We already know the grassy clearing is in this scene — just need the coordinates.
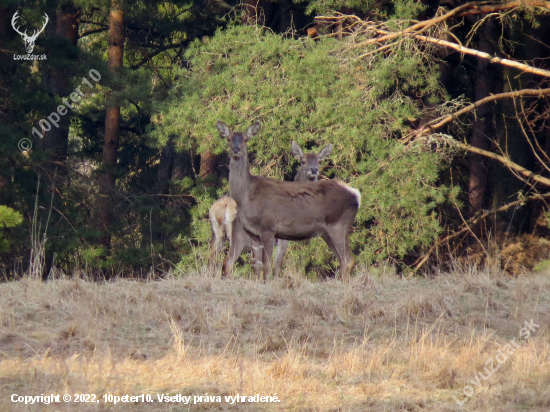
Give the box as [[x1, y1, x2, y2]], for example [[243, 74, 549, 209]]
[[0, 265, 549, 411]]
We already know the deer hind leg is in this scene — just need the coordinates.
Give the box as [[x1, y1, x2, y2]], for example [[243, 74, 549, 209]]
[[260, 233, 276, 283], [322, 225, 354, 283], [222, 219, 247, 280], [250, 238, 264, 281], [209, 221, 225, 269], [274, 239, 289, 277]]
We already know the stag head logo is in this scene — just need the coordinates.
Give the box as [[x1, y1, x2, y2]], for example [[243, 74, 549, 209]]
[[11, 11, 49, 54]]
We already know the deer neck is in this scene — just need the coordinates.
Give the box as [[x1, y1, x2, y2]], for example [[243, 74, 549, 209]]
[[228, 152, 252, 205]]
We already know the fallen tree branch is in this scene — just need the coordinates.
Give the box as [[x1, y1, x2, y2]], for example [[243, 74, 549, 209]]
[[413, 191, 550, 273], [405, 88, 550, 142], [413, 34, 550, 78], [361, 25, 550, 79], [452, 139, 550, 187], [354, 0, 550, 48]]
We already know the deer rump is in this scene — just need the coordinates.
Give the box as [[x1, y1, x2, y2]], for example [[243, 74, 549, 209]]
[[240, 176, 359, 241]]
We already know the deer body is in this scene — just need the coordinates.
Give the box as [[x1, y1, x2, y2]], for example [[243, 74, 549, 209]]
[[209, 142, 332, 279], [209, 195, 237, 261], [218, 120, 360, 283], [273, 141, 333, 275]]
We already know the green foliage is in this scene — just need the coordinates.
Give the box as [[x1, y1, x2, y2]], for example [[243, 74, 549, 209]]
[[294, 0, 375, 15], [534, 259, 550, 274], [294, 0, 426, 19], [0, 206, 23, 253], [392, 0, 427, 20], [151, 23, 450, 268]]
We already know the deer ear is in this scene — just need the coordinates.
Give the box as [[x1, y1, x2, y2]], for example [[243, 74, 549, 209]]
[[291, 141, 303, 159], [245, 121, 261, 140], [318, 144, 333, 160], [217, 120, 231, 138]]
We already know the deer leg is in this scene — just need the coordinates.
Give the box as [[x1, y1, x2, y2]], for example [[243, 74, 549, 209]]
[[260, 234, 275, 283], [251, 238, 264, 280], [209, 223, 224, 269], [322, 226, 354, 283], [222, 219, 247, 280], [274, 239, 289, 277]]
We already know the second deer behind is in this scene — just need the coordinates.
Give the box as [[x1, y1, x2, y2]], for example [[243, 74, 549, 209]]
[[218, 119, 360, 283]]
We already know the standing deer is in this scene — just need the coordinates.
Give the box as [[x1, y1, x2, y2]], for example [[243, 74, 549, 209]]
[[217, 120, 360, 283], [208, 142, 332, 278], [273, 141, 333, 276]]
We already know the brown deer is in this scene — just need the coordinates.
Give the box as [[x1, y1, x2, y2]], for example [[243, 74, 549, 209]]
[[209, 141, 333, 279], [273, 141, 333, 276], [217, 120, 360, 283]]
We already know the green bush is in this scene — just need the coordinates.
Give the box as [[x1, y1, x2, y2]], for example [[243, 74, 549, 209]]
[[0, 206, 23, 253]]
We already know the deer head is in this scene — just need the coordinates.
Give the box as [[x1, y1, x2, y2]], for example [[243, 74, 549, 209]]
[[217, 120, 261, 159], [291, 141, 333, 181], [12, 11, 49, 54]]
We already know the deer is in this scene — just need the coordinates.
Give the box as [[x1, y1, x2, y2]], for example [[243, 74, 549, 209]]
[[11, 11, 49, 54], [217, 120, 360, 283], [273, 141, 333, 276], [208, 141, 333, 278], [208, 195, 262, 278]]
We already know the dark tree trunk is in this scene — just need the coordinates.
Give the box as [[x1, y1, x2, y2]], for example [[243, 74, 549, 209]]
[[98, 0, 124, 249], [199, 150, 220, 186], [41, 4, 79, 168], [242, 0, 273, 26], [468, 18, 502, 216], [0, 6, 17, 116], [38, 4, 80, 280]]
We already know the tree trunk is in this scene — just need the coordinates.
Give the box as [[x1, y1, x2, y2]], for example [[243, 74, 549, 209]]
[[98, 0, 124, 249], [468, 17, 502, 216], [242, 0, 273, 26], [42, 4, 79, 168], [199, 150, 220, 186]]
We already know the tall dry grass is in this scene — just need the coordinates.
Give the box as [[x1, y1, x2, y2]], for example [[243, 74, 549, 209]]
[[0, 265, 549, 411]]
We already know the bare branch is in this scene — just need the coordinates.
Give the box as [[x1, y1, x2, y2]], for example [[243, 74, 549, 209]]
[[413, 191, 550, 273], [79, 28, 108, 38], [365, 26, 550, 78], [409, 88, 550, 140], [413, 34, 550, 78], [450, 138, 550, 187], [355, 0, 550, 48]]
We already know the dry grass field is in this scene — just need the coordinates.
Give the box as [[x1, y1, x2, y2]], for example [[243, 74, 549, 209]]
[[0, 264, 549, 411]]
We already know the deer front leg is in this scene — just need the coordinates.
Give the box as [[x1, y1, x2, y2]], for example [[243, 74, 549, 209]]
[[222, 219, 247, 280], [260, 233, 275, 283]]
